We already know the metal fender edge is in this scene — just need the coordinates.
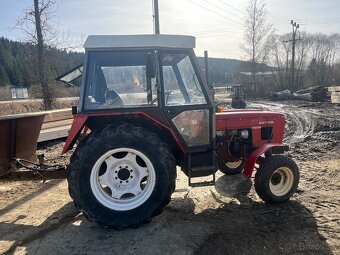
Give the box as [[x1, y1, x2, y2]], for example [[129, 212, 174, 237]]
[[61, 115, 88, 154], [243, 143, 289, 177]]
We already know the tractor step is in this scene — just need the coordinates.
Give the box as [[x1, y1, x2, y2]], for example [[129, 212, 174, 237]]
[[190, 181, 215, 187], [187, 151, 217, 187], [191, 166, 215, 172]]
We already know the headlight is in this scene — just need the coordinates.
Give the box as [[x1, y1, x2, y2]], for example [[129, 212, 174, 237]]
[[240, 130, 249, 139]]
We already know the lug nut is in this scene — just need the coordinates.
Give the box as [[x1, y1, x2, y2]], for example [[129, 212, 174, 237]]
[[115, 177, 118, 179], [126, 180, 129, 183], [120, 181, 122, 183], [130, 170, 133, 172]]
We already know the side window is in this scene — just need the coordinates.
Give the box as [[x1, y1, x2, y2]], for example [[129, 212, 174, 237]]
[[161, 53, 207, 106], [162, 66, 185, 105], [84, 51, 157, 110]]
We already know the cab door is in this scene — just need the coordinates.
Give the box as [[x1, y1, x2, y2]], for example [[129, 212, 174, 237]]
[[159, 50, 214, 150]]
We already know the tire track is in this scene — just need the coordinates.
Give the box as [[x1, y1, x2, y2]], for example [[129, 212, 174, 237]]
[[249, 102, 315, 146]]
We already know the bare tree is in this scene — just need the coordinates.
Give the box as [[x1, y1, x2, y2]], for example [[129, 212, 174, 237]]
[[241, 0, 272, 93], [307, 33, 340, 86], [266, 34, 291, 90], [268, 31, 340, 91], [15, 0, 57, 110]]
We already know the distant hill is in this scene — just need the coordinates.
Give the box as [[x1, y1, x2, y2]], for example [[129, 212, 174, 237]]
[[0, 37, 83, 87], [197, 57, 269, 85], [0, 37, 268, 87]]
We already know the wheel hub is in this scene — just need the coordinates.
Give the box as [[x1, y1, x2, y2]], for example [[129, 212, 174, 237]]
[[117, 167, 131, 181], [270, 172, 282, 185]]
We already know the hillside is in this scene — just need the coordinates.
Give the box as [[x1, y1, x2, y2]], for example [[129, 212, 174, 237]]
[[0, 37, 83, 87], [0, 37, 268, 87]]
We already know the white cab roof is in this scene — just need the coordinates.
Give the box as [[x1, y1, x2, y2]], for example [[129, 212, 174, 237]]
[[84, 34, 195, 49]]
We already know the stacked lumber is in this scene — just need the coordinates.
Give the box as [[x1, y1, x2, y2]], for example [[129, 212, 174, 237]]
[[294, 86, 328, 102], [38, 109, 73, 142], [328, 86, 340, 104]]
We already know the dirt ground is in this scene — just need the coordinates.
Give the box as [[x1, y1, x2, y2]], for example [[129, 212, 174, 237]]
[[0, 100, 339, 255]]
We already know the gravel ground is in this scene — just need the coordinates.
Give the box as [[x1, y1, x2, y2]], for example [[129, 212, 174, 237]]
[[0, 100, 339, 255]]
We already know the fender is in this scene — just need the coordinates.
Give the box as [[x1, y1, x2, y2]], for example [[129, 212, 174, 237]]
[[62, 115, 88, 154], [243, 143, 289, 177], [62, 112, 186, 155]]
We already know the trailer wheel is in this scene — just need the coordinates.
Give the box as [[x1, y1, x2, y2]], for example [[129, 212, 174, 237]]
[[218, 160, 244, 175], [67, 123, 176, 229], [254, 155, 299, 203]]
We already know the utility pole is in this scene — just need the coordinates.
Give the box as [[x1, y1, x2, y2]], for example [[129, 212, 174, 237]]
[[288, 20, 301, 92], [153, 0, 160, 34]]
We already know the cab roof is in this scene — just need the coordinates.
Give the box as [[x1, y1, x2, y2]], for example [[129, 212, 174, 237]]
[[84, 34, 195, 49]]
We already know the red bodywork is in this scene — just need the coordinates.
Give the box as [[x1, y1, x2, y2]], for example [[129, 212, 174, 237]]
[[216, 110, 285, 146], [216, 110, 286, 177], [63, 110, 287, 178], [62, 112, 186, 155]]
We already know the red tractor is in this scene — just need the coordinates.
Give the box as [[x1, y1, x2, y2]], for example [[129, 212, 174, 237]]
[[63, 35, 299, 229]]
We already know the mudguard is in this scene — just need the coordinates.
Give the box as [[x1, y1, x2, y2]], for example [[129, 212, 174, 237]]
[[62, 115, 88, 154], [243, 143, 289, 177]]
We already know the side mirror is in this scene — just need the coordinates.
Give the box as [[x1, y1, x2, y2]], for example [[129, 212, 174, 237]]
[[71, 105, 78, 115], [146, 52, 156, 78]]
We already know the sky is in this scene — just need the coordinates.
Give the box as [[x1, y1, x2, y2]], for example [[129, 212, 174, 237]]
[[1, 0, 340, 59]]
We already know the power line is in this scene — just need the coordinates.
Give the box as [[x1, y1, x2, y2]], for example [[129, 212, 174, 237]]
[[201, 0, 244, 21], [216, 0, 245, 15], [186, 0, 239, 24]]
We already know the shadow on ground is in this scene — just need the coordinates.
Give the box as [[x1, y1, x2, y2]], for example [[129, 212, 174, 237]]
[[1, 174, 332, 255]]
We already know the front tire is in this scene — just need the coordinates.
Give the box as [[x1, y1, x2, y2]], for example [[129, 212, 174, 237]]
[[254, 155, 299, 203], [218, 160, 244, 175], [67, 123, 176, 229]]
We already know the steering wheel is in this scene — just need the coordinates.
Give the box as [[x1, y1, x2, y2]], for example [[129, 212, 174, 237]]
[[105, 90, 124, 106]]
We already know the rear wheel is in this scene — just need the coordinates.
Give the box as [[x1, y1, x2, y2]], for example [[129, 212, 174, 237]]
[[67, 123, 176, 229], [218, 160, 244, 175], [254, 155, 299, 203]]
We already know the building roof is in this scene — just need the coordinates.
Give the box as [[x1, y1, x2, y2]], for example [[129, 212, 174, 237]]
[[239, 71, 277, 76], [84, 34, 196, 49]]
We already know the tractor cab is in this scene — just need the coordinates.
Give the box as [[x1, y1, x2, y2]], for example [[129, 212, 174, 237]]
[[65, 35, 217, 178]]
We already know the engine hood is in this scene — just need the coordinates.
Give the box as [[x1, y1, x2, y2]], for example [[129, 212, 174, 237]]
[[215, 110, 285, 131]]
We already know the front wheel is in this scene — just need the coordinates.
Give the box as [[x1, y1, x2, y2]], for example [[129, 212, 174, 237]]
[[67, 124, 176, 229], [254, 155, 299, 203], [218, 160, 245, 175]]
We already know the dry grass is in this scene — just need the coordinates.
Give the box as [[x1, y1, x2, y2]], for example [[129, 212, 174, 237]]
[[0, 86, 12, 101]]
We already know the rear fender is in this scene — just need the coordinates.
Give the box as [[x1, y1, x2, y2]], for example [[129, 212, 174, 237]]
[[243, 143, 289, 177], [62, 112, 186, 155], [61, 115, 88, 154]]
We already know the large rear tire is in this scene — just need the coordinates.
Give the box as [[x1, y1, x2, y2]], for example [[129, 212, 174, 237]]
[[67, 123, 176, 229], [254, 155, 299, 203]]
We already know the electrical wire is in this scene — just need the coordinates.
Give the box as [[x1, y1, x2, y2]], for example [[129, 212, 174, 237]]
[[187, 0, 239, 24], [202, 0, 244, 21], [216, 0, 245, 15]]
